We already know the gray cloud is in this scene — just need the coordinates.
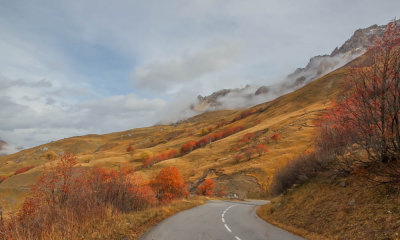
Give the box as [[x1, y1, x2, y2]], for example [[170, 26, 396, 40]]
[[0, 76, 52, 90], [132, 42, 243, 92]]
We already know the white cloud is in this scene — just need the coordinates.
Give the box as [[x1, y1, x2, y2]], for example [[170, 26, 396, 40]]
[[0, 75, 166, 149]]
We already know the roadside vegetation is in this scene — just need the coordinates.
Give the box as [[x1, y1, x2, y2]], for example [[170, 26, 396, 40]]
[[260, 20, 400, 239], [0, 153, 205, 239]]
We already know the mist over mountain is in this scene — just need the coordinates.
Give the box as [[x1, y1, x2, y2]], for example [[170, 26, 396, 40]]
[[0, 140, 21, 156], [189, 21, 391, 113]]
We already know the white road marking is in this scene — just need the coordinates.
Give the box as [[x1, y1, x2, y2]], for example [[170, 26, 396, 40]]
[[224, 224, 232, 232], [221, 204, 242, 239]]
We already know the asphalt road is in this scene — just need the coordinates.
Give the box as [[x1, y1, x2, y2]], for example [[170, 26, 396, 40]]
[[140, 200, 305, 240]]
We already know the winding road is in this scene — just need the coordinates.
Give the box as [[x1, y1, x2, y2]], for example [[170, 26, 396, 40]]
[[140, 200, 305, 240]]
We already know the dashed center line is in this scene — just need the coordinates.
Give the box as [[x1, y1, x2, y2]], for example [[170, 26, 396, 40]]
[[224, 224, 232, 232], [221, 204, 242, 240]]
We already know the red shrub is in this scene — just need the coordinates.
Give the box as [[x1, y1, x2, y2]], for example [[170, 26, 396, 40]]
[[241, 132, 255, 143], [126, 145, 134, 152], [196, 179, 215, 196], [196, 136, 211, 148], [0, 175, 7, 183], [180, 125, 245, 156], [143, 149, 179, 168], [14, 166, 35, 175], [234, 154, 244, 163], [167, 149, 178, 158], [142, 156, 153, 168], [150, 166, 189, 203], [255, 144, 269, 156], [89, 166, 156, 211], [234, 126, 244, 132], [271, 133, 281, 141], [180, 140, 197, 154]]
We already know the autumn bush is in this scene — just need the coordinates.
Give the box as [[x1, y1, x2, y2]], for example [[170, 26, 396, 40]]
[[241, 132, 255, 144], [196, 179, 215, 196], [143, 149, 178, 168], [14, 166, 34, 175], [150, 166, 189, 203], [180, 126, 244, 155], [0, 154, 190, 239], [255, 144, 269, 156], [270, 133, 280, 142], [0, 175, 7, 183], [126, 144, 134, 152], [88, 166, 156, 212]]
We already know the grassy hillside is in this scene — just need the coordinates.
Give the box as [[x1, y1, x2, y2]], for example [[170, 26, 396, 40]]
[[0, 64, 349, 211], [258, 176, 400, 240]]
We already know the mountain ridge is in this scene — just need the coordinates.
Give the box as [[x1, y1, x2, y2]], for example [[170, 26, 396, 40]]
[[192, 21, 393, 112]]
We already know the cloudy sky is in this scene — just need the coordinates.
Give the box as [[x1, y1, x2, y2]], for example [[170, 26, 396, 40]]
[[0, 0, 399, 152]]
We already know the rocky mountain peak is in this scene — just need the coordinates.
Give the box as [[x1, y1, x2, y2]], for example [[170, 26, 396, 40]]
[[191, 21, 397, 113], [330, 23, 386, 56]]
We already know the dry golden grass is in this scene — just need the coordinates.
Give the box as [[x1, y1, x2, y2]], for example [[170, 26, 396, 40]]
[[52, 197, 206, 240], [257, 176, 400, 240], [3, 197, 206, 240]]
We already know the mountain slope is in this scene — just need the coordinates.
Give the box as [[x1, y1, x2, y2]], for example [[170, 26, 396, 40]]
[[0, 56, 353, 210]]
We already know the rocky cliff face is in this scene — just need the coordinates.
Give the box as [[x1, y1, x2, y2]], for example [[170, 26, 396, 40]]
[[330, 24, 386, 56], [192, 21, 394, 112]]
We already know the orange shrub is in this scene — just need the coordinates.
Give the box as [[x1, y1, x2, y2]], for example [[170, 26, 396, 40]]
[[255, 144, 269, 156], [271, 133, 281, 141], [0, 175, 7, 183], [142, 156, 153, 168], [167, 149, 177, 158], [150, 166, 189, 203], [143, 149, 178, 168], [196, 179, 215, 196], [14, 166, 35, 175], [180, 140, 196, 154], [89, 166, 156, 211], [241, 132, 255, 143], [180, 125, 245, 155]]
